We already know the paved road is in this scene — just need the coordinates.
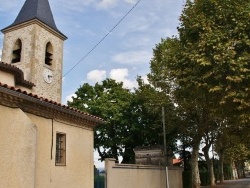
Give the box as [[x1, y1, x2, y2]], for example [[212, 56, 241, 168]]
[[202, 176, 250, 188]]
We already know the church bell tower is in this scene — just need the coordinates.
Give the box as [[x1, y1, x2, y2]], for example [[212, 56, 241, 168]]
[[1, 0, 67, 103]]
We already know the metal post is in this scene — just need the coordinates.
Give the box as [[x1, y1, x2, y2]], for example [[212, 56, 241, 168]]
[[162, 107, 169, 188], [166, 166, 170, 188], [162, 107, 167, 158]]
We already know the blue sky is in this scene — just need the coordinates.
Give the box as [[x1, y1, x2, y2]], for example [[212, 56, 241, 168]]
[[0, 0, 185, 167], [0, 0, 185, 104]]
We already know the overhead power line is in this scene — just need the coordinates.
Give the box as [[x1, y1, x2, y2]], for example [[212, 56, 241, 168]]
[[62, 0, 142, 80]]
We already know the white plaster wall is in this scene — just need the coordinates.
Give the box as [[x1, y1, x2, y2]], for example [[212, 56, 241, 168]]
[[105, 159, 183, 188], [0, 70, 15, 86], [27, 114, 94, 188], [0, 105, 37, 188], [0, 70, 33, 93]]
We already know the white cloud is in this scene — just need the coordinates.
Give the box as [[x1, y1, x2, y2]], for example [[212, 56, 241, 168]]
[[94, 150, 104, 169], [109, 68, 128, 81], [96, 0, 118, 10], [84, 68, 137, 89], [141, 75, 149, 84], [122, 79, 138, 89], [0, 49, 2, 61], [87, 70, 107, 83], [123, 0, 137, 4], [109, 68, 137, 89], [65, 93, 77, 104], [51, 0, 94, 12], [112, 50, 152, 65]]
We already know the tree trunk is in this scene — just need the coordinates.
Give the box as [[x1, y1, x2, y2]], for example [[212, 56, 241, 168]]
[[236, 161, 244, 178], [97, 147, 105, 161], [209, 159, 216, 186], [203, 145, 215, 186], [242, 161, 246, 178], [219, 149, 224, 183], [191, 139, 201, 188], [111, 145, 118, 162], [183, 140, 188, 170], [230, 161, 234, 179]]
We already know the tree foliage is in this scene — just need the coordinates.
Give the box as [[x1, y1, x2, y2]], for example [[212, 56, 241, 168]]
[[68, 79, 135, 162], [148, 0, 250, 187], [67, 1, 250, 185], [135, 77, 179, 151], [68, 78, 177, 163], [178, 0, 250, 117]]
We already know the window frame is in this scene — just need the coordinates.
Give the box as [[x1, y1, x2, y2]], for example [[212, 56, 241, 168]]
[[55, 132, 66, 166]]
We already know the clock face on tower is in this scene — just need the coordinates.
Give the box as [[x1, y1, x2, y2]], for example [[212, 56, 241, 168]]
[[43, 69, 53, 84]]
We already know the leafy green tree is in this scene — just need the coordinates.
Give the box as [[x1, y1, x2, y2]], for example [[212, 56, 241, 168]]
[[149, 36, 219, 187], [68, 79, 135, 162], [68, 78, 177, 163], [135, 77, 179, 153], [148, 0, 250, 187], [215, 123, 250, 180], [178, 0, 250, 116]]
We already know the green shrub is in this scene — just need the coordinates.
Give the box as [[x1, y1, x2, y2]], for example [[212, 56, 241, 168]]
[[94, 175, 105, 188], [224, 164, 233, 180]]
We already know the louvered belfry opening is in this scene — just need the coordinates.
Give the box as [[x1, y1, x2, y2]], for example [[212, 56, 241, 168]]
[[12, 39, 22, 63], [45, 42, 53, 66]]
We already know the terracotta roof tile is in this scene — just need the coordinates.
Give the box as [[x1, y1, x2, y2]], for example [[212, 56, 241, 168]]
[[0, 81, 104, 124]]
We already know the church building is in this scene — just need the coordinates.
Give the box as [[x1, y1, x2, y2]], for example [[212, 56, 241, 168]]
[[0, 0, 104, 187]]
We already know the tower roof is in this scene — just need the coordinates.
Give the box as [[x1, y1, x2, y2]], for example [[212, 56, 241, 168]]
[[2, 0, 67, 39]]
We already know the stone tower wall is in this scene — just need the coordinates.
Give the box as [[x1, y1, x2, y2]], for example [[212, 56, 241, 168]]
[[1, 22, 64, 102]]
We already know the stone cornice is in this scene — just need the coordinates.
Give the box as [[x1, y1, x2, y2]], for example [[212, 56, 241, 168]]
[[1, 19, 67, 41]]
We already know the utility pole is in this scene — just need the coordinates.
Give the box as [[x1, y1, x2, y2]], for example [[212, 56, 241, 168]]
[[162, 107, 169, 188]]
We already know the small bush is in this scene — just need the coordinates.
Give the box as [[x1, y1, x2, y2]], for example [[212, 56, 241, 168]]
[[94, 175, 105, 188]]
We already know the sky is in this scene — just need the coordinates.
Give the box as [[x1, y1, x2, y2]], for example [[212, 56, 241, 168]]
[[0, 0, 185, 168]]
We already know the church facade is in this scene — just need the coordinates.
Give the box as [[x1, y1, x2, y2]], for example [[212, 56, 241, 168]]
[[0, 0, 103, 187]]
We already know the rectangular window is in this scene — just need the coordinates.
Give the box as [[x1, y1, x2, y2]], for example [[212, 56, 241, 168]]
[[55, 132, 66, 166]]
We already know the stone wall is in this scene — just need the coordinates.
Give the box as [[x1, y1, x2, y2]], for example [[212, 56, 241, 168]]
[[134, 146, 173, 166], [2, 22, 64, 102], [134, 146, 166, 166]]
